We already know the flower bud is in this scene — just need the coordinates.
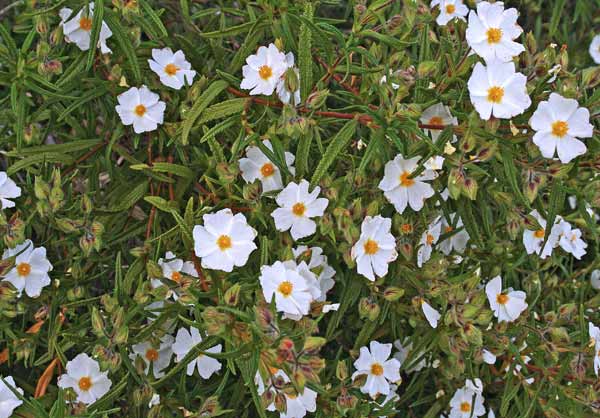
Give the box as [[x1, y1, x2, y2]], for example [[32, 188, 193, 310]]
[[358, 297, 380, 321], [383, 286, 404, 302]]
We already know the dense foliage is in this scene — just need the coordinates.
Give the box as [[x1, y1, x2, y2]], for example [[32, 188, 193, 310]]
[[1, 0, 600, 417]]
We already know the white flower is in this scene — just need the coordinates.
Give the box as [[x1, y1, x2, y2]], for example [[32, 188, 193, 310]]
[[468, 60, 531, 120], [240, 43, 288, 96], [57, 353, 112, 405], [352, 341, 401, 399], [588, 322, 600, 376], [448, 380, 485, 418], [439, 214, 470, 255], [292, 246, 335, 301], [424, 156, 445, 175], [522, 210, 561, 259], [557, 221, 587, 260], [115, 86, 166, 134], [276, 52, 301, 106], [1, 240, 52, 298], [417, 219, 442, 268], [172, 327, 222, 378], [152, 251, 198, 291], [591, 270, 600, 290], [393, 338, 428, 373], [421, 300, 441, 328], [148, 48, 196, 90], [0, 376, 23, 418], [485, 276, 527, 323], [432, 0, 469, 26], [529, 93, 593, 164], [351, 215, 398, 281], [239, 140, 295, 193], [193, 209, 257, 272], [378, 154, 435, 214], [148, 393, 160, 408], [465, 1, 524, 62], [482, 349, 497, 364], [420, 103, 458, 143], [0, 172, 21, 209], [59, 3, 112, 53], [281, 260, 322, 320], [130, 334, 174, 378], [272, 180, 329, 240], [590, 35, 600, 64], [255, 370, 317, 418], [259, 261, 317, 319]]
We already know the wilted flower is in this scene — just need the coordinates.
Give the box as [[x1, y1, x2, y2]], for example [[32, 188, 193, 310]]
[[57, 353, 112, 405], [193, 209, 257, 272], [148, 48, 196, 90]]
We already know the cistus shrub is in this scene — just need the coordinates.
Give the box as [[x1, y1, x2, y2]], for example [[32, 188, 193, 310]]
[[1, 0, 600, 417]]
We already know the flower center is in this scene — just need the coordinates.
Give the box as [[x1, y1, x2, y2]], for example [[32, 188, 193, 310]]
[[145, 348, 159, 362], [260, 163, 275, 177], [444, 226, 453, 233], [134, 104, 147, 117], [445, 4, 456, 14], [426, 234, 435, 245], [370, 363, 384, 376], [534, 229, 545, 239], [292, 202, 306, 217], [551, 120, 569, 138], [486, 28, 502, 44], [171, 271, 182, 282], [487, 86, 504, 103], [363, 239, 379, 255], [401, 223, 413, 233], [570, 233, 578, 242], [79, 17, 93, 31], [496, 293, 509, 305], [17, 262, 31, 277], [78, 376, 93, 391], [164, 63, 180, 76], [277, 281, 293, 297], [399, 171, 415, 187], [428, 116, 443, 126], [460, 401, 471, 413], [217, 235, 232, 251], [258, 65, 273, 80]]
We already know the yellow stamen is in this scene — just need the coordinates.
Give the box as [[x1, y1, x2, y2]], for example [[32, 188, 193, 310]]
[[445, 4, 456, 14], [260, 163, 275, 177], [145, 348, 159, 362], [171, 271, 182, 282], [258, 65, 273, 80], [277, 281, 293, 297], [370, 363, 384, 376], [363, 239, 379, 255], [496, 293, 509, 305], [134, 104, 147, 117], [399, 171, 415, 187], [164, 63, 180, 76], [78, 376, 92, 391], [460, 401, 471, 412], [79, 17, 92, 31], [217, 235, 232, 251], [534, 229, 545, 239], [292, 203, 306, 216], [487, 86, 504, 103], [17, 262, 31, 277], [551, 121, 569, 138], [486, 28, 502, 44]]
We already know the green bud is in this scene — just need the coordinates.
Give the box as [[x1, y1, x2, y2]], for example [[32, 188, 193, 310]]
[[383, 286, 404, 302], [224, 283, 241, 306], [336, 360, 348, 381], [146, 260, 163, 279], [306, 89, 329, 110], [358, 297, 380, 321], [462, 177, 478, 200], [91, 307, 105, 337], [34, 177, 50, 200]]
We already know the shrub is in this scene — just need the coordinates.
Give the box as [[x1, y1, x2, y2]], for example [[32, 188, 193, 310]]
[[1, 0, 600, 417]]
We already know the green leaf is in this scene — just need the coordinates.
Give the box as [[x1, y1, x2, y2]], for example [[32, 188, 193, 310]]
[[298, 2, 313, 102], [181, 80, 228, 145], [104, 12, 142, 83], [7, 153, 76, 175], [198, 98, 246, 125], [310, 119, 358, 186], [86, 0, 103, 71]]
